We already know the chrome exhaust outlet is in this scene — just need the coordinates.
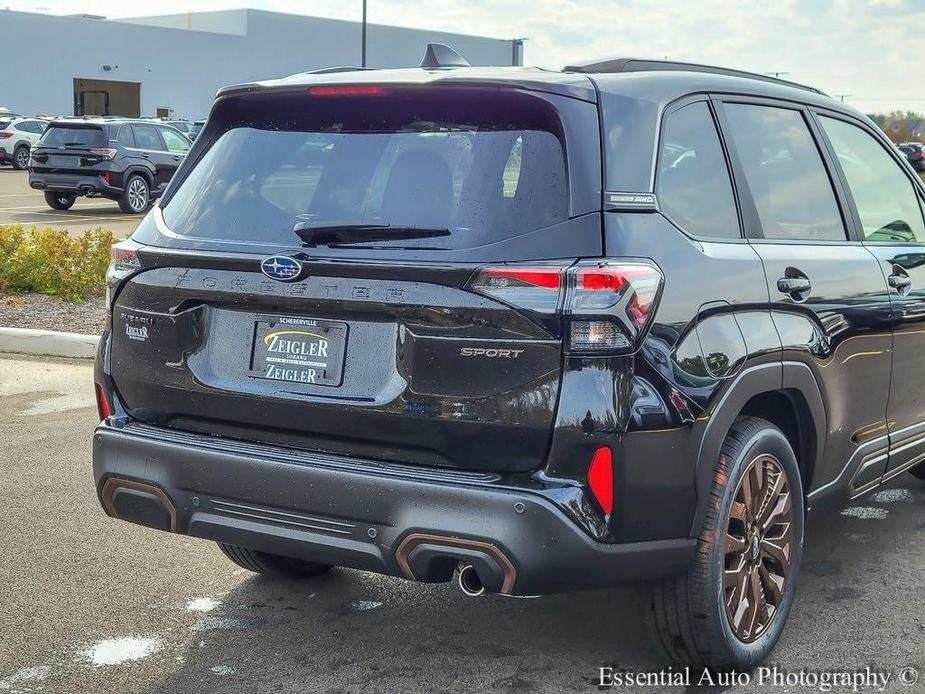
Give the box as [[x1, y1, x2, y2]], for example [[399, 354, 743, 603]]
[[455, 563, 485, 597]]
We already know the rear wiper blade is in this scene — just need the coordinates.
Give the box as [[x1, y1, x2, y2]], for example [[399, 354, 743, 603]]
[[293, 222, 450, 247]]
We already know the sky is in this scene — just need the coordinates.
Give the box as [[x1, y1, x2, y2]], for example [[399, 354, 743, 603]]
[[5, 0, 924, 114]]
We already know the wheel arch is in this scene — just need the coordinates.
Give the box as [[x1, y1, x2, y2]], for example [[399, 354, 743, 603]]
[[123, 166, 154, 187], [690, 361, 826, 535]]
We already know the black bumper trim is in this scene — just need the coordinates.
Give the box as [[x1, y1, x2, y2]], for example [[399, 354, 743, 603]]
[[92, 423, 696, 595]]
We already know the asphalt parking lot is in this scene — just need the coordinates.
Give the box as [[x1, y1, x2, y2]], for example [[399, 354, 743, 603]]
[[0, 167, 140, 238], [0, 353, 923, 694]]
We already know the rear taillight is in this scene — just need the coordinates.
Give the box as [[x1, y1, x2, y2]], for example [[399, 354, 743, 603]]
[[565, 262, 663, 351], [0, 132, 12, 139], [90, 147, 117, 160], [106, 240, 143, 306], [468, 264, 565, 313], [468, 260, 663, 353], [914, 151, 924, 160], [95, 382, 112, 421]]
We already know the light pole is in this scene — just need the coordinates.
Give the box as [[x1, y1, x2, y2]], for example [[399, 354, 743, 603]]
[[361, 0, 368, 68]]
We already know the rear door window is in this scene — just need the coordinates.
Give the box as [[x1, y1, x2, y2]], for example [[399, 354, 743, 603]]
[[132, 125, 166, 151], [162, 87, 571, 250], [656, 101, 740, 239], [39, 125, 104, 148], [722, 104, 846, 241], [819, 116, 925, 242]]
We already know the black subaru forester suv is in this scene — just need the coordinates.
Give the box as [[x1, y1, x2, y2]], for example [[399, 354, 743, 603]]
[[93, 48, 925, 669], [29, 118, 190, 214]]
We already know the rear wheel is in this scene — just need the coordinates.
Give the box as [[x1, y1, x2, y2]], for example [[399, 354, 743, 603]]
[[119, 174, 150, 214], [13, 145, 29, 170], [44, 191, 76, 210], [216, 542, 333, 579], [643, 416, 804, 670]]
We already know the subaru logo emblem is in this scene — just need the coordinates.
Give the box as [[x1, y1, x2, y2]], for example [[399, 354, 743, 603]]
[[261, 255, 302, 282]]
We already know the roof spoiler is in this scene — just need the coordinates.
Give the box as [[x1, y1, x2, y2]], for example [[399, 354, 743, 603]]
[[420, 43, 471, 69]]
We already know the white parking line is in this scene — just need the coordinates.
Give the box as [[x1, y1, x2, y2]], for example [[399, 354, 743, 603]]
[[2, 210, 138, 223], [3, 204, 116, 211]]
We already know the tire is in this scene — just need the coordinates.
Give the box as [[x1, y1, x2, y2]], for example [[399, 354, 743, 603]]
[[216, 542, 333, 579], [44, 191, 76, 210], [12, 145, 29, 170], [643, 416, 804, 670], [118, 174, 151, 214]]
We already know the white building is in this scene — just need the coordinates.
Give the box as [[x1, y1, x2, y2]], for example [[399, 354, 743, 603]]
[[0, 8, 524, 119]]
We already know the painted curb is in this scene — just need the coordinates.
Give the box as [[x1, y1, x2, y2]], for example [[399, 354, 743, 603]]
[[0, 327, 99, 359]]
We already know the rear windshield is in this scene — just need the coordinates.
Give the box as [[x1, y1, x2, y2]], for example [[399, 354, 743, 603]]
[[40, 125, 105, 148], [162, 87, 569, 250]]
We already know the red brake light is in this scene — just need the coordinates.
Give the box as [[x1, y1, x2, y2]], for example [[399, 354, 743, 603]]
[[0, 132, 12, 139], [577, 271, 627, 292], [308, 85, 385, 97], [914, 151, 924, 160], [95, 383, 112, 421], [588, 447, 614, 515]]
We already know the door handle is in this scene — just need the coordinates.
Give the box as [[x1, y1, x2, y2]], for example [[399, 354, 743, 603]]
[[172, 155, 181, 161], [889, 274, 912, 291], [140, 152, 150, 158], [777, 276, 812, 296]]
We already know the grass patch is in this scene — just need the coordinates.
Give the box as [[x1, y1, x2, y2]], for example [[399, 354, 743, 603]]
[[0, 225, 113, 302]]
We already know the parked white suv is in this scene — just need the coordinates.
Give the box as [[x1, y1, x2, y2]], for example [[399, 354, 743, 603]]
[[0, 117, 48, 170]]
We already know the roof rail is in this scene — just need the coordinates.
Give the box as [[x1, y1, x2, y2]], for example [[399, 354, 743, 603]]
[[562, 58, 823, 94]]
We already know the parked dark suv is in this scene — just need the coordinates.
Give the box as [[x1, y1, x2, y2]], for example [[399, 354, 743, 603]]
[[29, 118, 190, 213], [92, 47, 925, 670], [899, 142, 925, 172]]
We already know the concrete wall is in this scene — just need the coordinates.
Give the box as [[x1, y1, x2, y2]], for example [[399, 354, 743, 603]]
[[0, 9, 518, 119]]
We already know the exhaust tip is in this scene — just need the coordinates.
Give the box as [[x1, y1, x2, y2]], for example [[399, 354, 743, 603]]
[[100, 478, 176, 532], [456, 563, 485, 597]]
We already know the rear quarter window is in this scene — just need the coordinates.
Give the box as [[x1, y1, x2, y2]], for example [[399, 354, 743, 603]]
[[656, 101, 740, 239]]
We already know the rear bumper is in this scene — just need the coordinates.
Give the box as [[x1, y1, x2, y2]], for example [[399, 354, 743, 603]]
[[92, 422, 696, 595], [29, 172, 120, 196]]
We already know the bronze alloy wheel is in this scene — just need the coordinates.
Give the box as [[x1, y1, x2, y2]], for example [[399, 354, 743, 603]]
[[723, 453, 793, 643]]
